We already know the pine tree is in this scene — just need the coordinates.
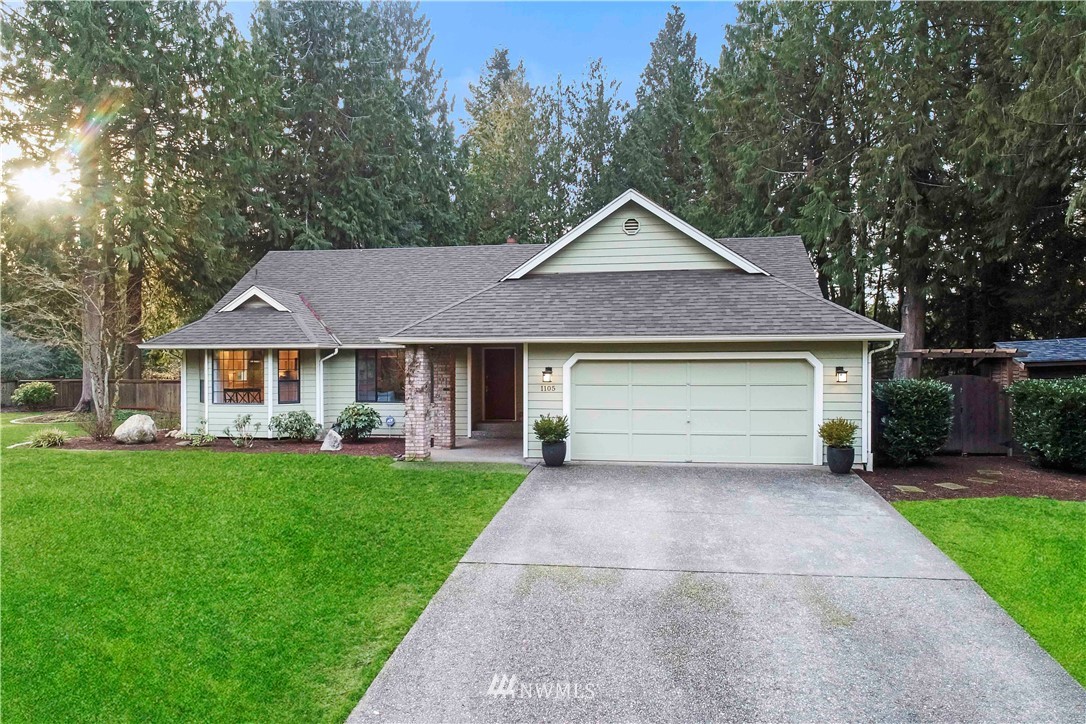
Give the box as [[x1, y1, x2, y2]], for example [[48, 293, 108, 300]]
[[567, 59, 627, 219]]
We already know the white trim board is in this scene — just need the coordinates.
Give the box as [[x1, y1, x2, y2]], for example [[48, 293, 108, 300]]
[[382, 333, 903, 345], [560, 351, 824, 466], [502, 189, 768, 279], [219, 286, 290, 312]]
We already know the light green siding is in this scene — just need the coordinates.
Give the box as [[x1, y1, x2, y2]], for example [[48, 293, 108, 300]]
[[322, 351, 404, 438], [183, 350, 203, 433], [455, 347, 468, 437], [530, 202, 735, 275], [525, 342, 865, 463]]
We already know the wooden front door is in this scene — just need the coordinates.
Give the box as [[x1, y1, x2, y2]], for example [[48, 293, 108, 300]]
[[484, 347, 517, 420]]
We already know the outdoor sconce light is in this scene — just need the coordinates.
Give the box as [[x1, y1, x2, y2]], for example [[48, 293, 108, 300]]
[[836, 366, 848, 383], [542, 367, 553, 383]]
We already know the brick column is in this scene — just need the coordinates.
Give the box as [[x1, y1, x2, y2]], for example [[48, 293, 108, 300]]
[[403, 345, 432, 461], [431, 347, 456, 449]]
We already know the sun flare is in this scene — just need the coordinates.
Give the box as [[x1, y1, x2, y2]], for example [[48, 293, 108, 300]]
[[10, 164, 75, 202]]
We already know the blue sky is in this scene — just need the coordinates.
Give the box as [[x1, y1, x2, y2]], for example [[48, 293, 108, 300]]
[[225, 2, 738, 129]]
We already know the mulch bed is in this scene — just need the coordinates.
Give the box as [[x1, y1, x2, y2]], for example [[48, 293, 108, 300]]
[[64, 435, 405, 457], [859, 455, 1086, 502]]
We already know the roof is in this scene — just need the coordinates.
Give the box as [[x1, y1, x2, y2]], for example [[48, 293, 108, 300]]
[[716, 236, 822, 296], [385, 269, 899, 341], [995, 338, 1086, 364]]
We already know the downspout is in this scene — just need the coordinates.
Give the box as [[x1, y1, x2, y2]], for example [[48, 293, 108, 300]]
[[317, 348, 340, 431], [866, 341, 897, 470]]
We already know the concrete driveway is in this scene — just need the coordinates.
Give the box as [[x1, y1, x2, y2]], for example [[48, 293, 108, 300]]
[[350, 465, 1086, 722]]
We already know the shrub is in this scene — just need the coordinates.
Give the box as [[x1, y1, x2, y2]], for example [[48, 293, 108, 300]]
[[28, 427, 68, 448], [874, 379, 954, 466], [180, 420, 215, 447], [11, 380, 56, 408], [270, 410, 320, 441], [334, 403, 381, 442], [223, 413, 261, 448], [532, 415, 569, 444], [1006, 378, 1086, 472], [818, 418, 858, 448]]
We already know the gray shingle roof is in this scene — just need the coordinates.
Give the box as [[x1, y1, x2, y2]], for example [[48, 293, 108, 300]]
[[717, 236, 823, 297], [996, 338, 1086, 364], [146, 305, 338, 347], [387, 269, 899, 340]]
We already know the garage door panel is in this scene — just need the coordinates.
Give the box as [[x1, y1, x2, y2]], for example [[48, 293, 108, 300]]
[[574, 408, 629, 433], [575, 385, 629, 409], [751, 434, 809, 462], [630, 361, 687, 384], [573, 433, 628, 460], [750, 384, 809, 410], [689, 409, 749, 433], [750, 361, 810, 384], [750, 409, 809, 435], [629, 385, 687, 410], [689, 385, 747, 410], [571, 359, 813, 464], [690, 433, 750, 461], [575, 362, 628, 385], [631, 433, 689, 461], [689, 361, 748, 384], [631, 408, 688, 433]]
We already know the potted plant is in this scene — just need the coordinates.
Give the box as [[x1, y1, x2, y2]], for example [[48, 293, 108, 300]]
[[533, 415, 570, 467], [818, 417, 859, 474]]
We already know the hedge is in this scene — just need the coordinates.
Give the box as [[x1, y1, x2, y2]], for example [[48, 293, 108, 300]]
[[874, 378, 954, 466], [1006, 377, 1086, 472]]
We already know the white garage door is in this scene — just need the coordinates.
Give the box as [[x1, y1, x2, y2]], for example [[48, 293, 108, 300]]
[[570, 359, 814, 464]]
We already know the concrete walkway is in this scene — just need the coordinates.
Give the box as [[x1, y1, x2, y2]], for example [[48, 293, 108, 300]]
[[351, 465, 1086, 722]]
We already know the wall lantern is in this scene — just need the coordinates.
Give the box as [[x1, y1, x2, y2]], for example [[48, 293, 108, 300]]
[[835, 366, 848, 383], [542, 367, 553, 383]]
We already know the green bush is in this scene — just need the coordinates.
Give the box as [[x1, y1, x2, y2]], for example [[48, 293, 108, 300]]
[[11, 380, 56, 408], [1006, 377, 1086, 472], [818, 418, 858, 448], [874, 379, 954, 466], [223, 413, 261, 448], [532, 415, 569, 444], [334, 403, 381, 442], [270, 410, 320, 441], [28, 427, 68, 448]]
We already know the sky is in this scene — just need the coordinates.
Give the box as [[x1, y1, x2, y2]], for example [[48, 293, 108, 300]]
[[225, 1, 739, 129]]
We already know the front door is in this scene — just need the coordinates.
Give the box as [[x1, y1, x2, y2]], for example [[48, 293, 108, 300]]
[[483, 347, 516, 420]]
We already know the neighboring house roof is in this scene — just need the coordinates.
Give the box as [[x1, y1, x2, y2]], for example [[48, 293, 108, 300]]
[[142, 191, 901, 349], [995, 338, 1086, 365], [385, 269, 898, 341], [716, 236, 822, 297]]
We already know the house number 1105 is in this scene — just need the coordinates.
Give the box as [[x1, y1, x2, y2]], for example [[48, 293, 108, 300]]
[[539, 384, 557, 393]]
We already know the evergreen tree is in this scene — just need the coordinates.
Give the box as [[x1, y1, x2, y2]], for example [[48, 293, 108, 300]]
[[567, 59, 627, 219]]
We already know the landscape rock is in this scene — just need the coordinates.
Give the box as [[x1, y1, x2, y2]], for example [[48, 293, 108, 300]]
[[165, 429, 182, 439], [113, 414, 158, 444], [320, 429, 343, 451]]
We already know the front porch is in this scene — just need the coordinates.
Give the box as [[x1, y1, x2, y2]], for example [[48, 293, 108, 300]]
[[403, 343, 525, 461]]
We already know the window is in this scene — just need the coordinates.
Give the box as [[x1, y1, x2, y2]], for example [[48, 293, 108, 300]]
[[356, 350, 404, 403], [213, 350, 265, 404], [277, 350, 301, 404]]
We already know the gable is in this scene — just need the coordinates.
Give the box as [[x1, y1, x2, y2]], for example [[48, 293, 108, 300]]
[[529, 202, 737, 275]]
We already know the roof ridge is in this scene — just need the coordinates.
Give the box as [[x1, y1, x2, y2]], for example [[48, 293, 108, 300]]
[[264, 244, 549, 254], [298, 292, 342, 346], [389, 279, 507, 337]]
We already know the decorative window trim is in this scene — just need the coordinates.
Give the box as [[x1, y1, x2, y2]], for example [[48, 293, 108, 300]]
[[212, 349, 266, 404], [277, 350, 301, 404]]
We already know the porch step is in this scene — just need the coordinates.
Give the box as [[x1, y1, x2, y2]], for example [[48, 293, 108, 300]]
[[471, 421, 521, 439]]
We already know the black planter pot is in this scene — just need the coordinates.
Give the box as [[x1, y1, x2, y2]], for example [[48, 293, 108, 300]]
[[826, 445, 855, 474], [541, 440, 567, 467]]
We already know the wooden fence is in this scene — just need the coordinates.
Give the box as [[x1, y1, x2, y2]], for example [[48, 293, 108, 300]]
[[1, 378, 180, 413]]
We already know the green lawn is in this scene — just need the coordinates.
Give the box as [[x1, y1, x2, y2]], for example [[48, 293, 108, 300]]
[[895, 497, 1086, 686], [1, 414, 525, 722]]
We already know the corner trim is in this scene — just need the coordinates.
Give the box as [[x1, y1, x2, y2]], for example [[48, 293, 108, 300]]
[[561, 351, 824, 465]]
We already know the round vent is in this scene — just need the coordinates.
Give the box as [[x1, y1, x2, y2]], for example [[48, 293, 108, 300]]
[[622, 218, 640, 235]]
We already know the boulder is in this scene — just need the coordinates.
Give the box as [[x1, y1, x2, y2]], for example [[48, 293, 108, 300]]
[[113, 414, 158, 444], [320, 428, 343, 451]]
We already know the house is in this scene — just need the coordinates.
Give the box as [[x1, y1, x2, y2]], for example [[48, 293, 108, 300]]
[[995, 338, 1086, 379], [142, 190, 902, 467]]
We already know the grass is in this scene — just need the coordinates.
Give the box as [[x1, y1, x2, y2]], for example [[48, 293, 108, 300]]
[[1, 413, 525, 722], [895, 497, 1086, 686]]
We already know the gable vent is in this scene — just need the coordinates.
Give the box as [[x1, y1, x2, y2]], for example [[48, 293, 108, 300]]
[[622, 218, 640, 235]]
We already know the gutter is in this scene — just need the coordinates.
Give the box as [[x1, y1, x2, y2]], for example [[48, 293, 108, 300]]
[[316, 348, 340, 430], [865, 340, 897, 471], [380, 333, 905, 345]]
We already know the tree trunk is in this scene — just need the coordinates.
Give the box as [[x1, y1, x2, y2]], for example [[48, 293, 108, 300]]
[[123, 259, 143, 379], [894, 277, 926, 379]]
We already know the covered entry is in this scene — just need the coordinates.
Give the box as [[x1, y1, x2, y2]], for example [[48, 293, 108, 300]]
[[566, 353, 820, 464]]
